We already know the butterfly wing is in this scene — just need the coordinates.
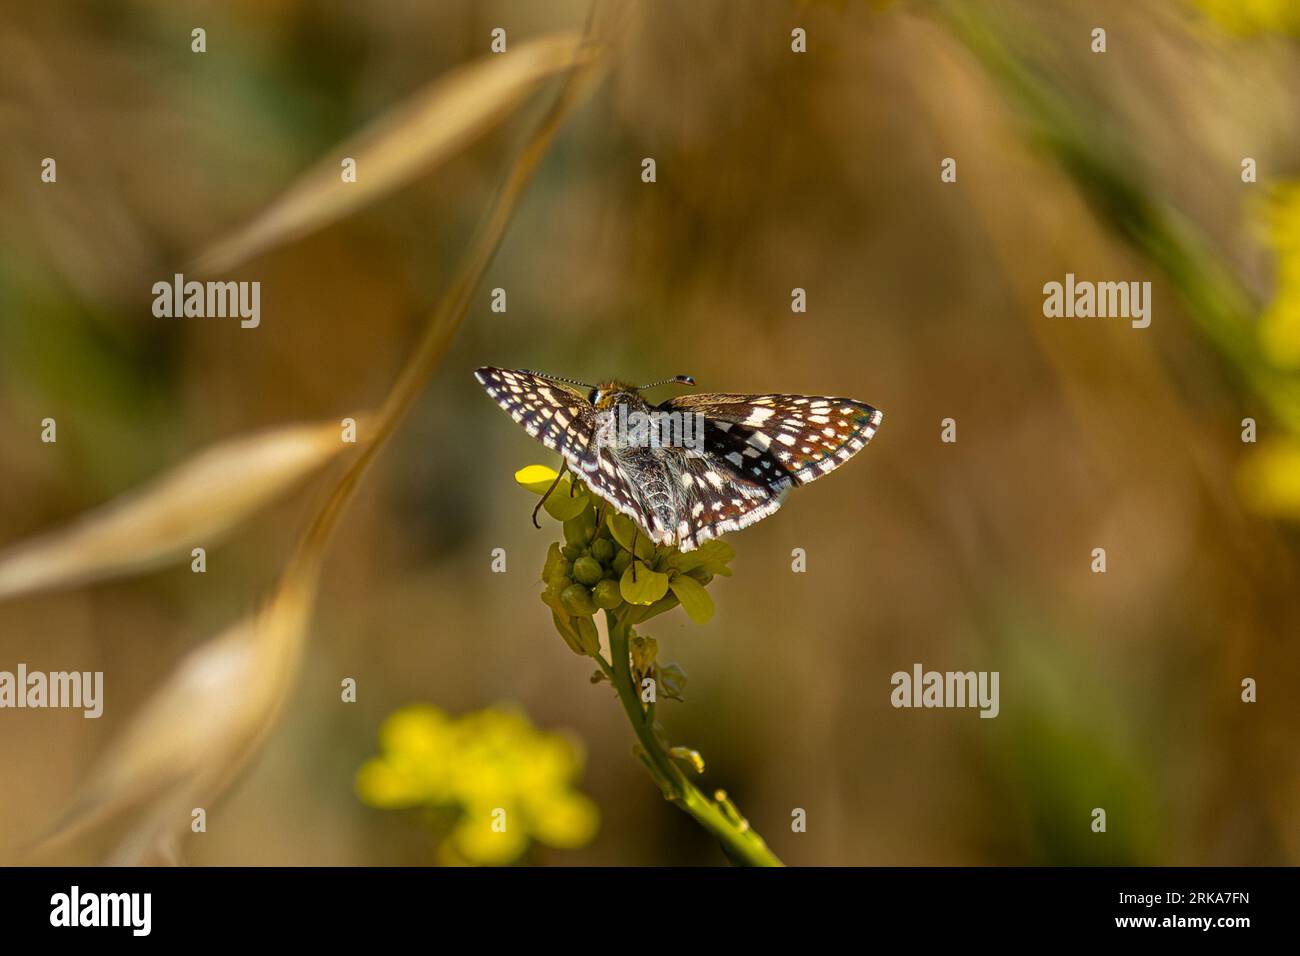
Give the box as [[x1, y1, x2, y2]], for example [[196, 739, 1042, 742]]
[[474, 367, 598, 462], [664, 392, 883, 550], [475, 368, 652, 528], [665, 392, 883, 487], [672, 454, 785, 551]]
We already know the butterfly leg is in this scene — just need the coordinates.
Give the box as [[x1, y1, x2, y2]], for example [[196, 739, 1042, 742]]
[[630, 526, 638, 581], [532, 464, 569, 529]]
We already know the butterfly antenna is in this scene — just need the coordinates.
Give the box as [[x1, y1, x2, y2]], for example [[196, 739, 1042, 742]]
[[516, 369, 594, 390], [638, 374, 696, 390]]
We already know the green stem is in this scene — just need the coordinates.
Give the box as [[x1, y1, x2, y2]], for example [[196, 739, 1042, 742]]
[[604, 611, 783, 867]]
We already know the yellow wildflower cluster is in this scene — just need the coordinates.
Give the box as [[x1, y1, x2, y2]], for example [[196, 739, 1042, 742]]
[[356, 704, 599, 865], [515, 464, 733, 656]]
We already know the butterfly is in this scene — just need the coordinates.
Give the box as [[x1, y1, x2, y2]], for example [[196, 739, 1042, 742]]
[[474, 367, 883, 552]]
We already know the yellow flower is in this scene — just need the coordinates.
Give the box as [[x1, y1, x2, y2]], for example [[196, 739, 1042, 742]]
[[1194, 0, 1300, 36], [357, 704, 599, 865], [1257, 183, 1300, 370], [516, 463, 734, 644], [1237, 440, 1300, 519]]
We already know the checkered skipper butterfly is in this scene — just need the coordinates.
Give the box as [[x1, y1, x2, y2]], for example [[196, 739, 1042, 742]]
[[475, 367, 883, 552]]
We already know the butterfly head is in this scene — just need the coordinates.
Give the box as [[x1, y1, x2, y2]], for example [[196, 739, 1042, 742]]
[[588, 380, 646, 410], [588, 375, 694, 410]]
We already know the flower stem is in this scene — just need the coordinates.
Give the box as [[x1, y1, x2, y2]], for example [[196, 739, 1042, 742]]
[[604, 611, 783, 867]]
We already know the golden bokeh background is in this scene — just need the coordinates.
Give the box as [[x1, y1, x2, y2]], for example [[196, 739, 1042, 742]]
[[1, 0, 1298, 865]]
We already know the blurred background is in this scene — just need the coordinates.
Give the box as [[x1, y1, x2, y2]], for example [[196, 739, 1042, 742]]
[[1, 0, 1299, 865]]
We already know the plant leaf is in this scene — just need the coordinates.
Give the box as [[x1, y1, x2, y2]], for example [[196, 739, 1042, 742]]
[[620, 562, 670, 605], [669, 539, 735, 577], [544, 487, 590, 521], [552, 612, 586, 656], [514, 465, 588, 519], [608, 513, 655, 563], [625, 591, 680, 625], [541, 542, 565, 584], [668, 573, 714, 625]]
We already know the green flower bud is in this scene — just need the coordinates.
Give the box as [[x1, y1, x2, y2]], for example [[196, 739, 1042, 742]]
[[592, 578, 623, 610], [659, 662, 687, 701], [669, 746, 705, 775], [573, 555, 604, 586], [574, 616, 601, 656], [561, 543, 582, 560], [560, 583, 597, 617], [591, 538, 615, 564], [611, 550, 632, 575], [546, 559, 574, 588]]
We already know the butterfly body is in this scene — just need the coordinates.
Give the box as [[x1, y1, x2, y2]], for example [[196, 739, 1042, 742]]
[[475, 367, 883, 552]]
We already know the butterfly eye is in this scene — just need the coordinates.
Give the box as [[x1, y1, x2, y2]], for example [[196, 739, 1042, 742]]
[[588, 388, 600, 404]]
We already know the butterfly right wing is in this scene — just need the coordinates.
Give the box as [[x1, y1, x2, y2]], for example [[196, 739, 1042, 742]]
[[474, 367, 598, 461]]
